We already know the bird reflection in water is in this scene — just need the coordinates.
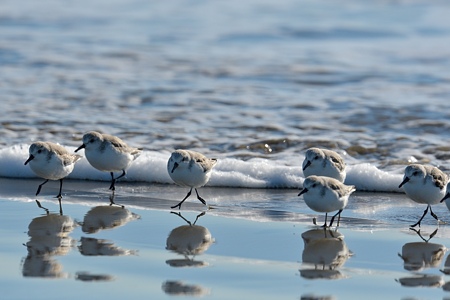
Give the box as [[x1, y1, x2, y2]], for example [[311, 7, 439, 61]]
[[75, 272, 114, 282], [397, 228, 446, 288], [165, 211, 214, 267], [78, 196, 139, 256], [162, 281, 210, 297], [81, 198, 140, 234], [21, 200, 76, 278], [300, 228, 351, 280]]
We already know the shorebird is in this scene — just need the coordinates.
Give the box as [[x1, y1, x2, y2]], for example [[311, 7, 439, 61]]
[[167, 149, 217, 209]]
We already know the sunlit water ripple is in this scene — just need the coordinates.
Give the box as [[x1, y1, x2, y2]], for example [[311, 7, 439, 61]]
[[1, 0, 450, 191]]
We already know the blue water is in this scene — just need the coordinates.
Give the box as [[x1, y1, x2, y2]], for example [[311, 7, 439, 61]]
[[2, 0, 450, 192]]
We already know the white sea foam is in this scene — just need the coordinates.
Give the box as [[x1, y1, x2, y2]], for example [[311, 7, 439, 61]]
[[0, 144, 405, 192]]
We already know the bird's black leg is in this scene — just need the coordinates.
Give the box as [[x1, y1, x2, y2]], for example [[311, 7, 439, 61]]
[[429, 206, 445, 224], [411, 205, 430, 228], [171, 188, 193, 209], [329, 209, 343, 228], [109, 172, 116, 190], [36, 179, 49, 196], [321, 213, 328, 228], [194, 188, 207, 205], [109, 170, 126, 190], [55, 179, 63, 198]]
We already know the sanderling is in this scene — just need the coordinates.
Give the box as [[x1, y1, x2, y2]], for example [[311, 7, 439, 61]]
[[302, 147, 346, 182], [399, 164, 448, 228], [24, 141, 82, 199], [75, 131, 142, 191], [441, 182, 450, 210], [298, 175, 355, 227], [167, 150, 217, 209]]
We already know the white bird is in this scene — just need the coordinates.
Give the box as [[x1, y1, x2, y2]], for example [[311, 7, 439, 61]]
[[24, 141, 82, 199], [399, 164, 448, 227], [298, 175, 355, 227], [302, 147, 346, 182], [167, 150, 217, 209], [75, 131, 142, 191]]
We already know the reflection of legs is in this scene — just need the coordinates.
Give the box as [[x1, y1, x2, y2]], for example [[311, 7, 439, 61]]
[[411, 205, 429, 228], [329, 209, 343, 228], [171, 211, 206, 226], [36, 179, 49, 196], [410, 227, 438, 242], [109, 194, 124, 208], [193, 212, 206, 225], [35, 199, 49, 214], [171, 211, 192, 225], [35, 199, 63, 215], [58, 197, 63, 215], [171, 188, 193, 209]]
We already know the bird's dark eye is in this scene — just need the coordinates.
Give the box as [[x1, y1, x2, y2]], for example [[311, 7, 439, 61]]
[[89, 139, 94, 143], [413, 171, 418, 176], [314, 156, 319, 160], [312, 183, 317, 188], [37, 149, 42, 154]]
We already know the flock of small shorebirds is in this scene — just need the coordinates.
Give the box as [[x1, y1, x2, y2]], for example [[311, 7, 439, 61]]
[[23, 131, 450, 228]]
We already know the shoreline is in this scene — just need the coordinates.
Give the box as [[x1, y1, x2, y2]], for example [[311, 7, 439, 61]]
[[2, 181, 450, 299]]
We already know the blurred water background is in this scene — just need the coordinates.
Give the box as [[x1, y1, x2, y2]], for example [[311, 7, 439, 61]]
[[1, 0, 450, 190]]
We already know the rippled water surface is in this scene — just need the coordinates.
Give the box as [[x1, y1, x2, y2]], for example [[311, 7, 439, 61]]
[[2, 0, 450, 173]]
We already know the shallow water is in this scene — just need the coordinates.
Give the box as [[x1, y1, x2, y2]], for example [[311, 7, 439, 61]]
[[3, 187, 450, 300]]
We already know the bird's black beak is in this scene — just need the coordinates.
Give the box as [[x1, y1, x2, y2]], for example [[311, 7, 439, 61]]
[[171, 162, 179, 173], [399, 177, 410, 188], [302, 160, 311, 171], [298, 188, 308, 197], [441, 193, 450, 203], [24, 154, 34, 165], [75, 144, 85, 152]]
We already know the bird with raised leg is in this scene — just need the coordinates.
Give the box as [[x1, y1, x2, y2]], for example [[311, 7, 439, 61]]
[[75, 131, 142, 192]]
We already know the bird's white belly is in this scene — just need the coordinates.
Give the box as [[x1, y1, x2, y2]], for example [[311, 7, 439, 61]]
[[403, 185, 446, 205], [86, 149, 131, 172], [304, 194, 347, 213], [30, 159, 73, 180], [170, 167, 211, 188]]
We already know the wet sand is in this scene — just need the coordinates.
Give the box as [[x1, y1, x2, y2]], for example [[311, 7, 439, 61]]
[[2, 178, 450, 299]]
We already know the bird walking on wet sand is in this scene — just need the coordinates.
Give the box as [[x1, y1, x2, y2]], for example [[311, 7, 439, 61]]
[[75, 131, 142, 191], [302, 147, 346, 183], [24, 141, 82, 199], [399, 164, 448, 228], [298, 175, 355, 227], [167, 149, 217, 209]]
